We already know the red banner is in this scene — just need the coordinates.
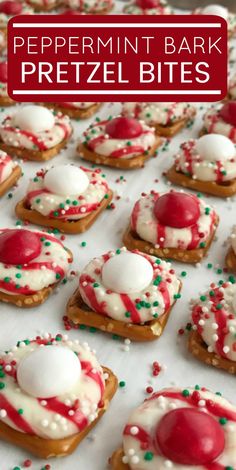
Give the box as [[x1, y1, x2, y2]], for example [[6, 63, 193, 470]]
[[7, 14, 228, 102]]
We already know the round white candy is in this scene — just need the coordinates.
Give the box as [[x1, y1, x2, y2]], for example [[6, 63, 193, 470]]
[[102, 252, 153, 294], [44, 165, 89, 196], [202, 4, 228, 19], [12, 105, 55, 133], [17, 346, 81, 398], [196, 134, 235, 162]]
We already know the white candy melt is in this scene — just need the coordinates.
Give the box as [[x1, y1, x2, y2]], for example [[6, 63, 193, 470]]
[[102, 252, 153, 294], [12, 105, 55, 133], [17, 346, 81, 398], [202, 4, 228, 19], [196, 134, 235, 162], [44, 165, 89, 196]]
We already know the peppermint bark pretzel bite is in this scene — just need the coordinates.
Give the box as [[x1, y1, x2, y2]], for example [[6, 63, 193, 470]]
[[0, 105, 73, 162], [123, 191, 219, 264], [110, 386, 236, 469], [122, 102, 196, 137], [66, 0, 113, 13], [78, 116, 161, 170], [166, 134, 236, 197], [193, 4, 236, 38], [0, 1, 33, 32], [67, 247, 182, 341], [0, 150, 22, 197], [26, 0, 62, 11], [0, 62, 16, 107], [44, 102, 102, 120], [189, 279, 236, 375], [201, 102, 236, 143], [0, 228, 73, 308], [0, 333, 117, 458], [15, 164, 113, 234], [123, 0, 172, 15]]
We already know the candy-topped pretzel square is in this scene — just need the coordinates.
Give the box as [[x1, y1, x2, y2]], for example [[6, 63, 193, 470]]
[[123, 190, 219, 264], [67, 247, 182, 341], [166, 134, 236, 198], [0, 334, 117, 458], [78, 116, 161, 169], [15, 164, 113, 234]]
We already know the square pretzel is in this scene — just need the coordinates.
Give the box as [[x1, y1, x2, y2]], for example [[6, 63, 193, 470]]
[[15, 190, 113, 234], [66, 284, 181, 342], [166, 165, 236, 198], [77, 139, 161, 170], [0, 366, 117, 458], [123, 219, 219, 264]]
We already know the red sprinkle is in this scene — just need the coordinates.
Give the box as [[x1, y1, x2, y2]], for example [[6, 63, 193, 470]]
[[178, 328, 185, 335], [146, 386, 153, 394], [23, 460, 32, 468]]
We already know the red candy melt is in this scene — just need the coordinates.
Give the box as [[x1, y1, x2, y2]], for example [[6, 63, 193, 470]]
[[0, 229, 41, 265], [219, 101, 236, 127], [0, 62, 7, 83], [105, 117, 143, 139], [155, 408, 225, 465], [137, 0, 160, 8], [0, 1, 22, 14], [154, 192, 200, 228]]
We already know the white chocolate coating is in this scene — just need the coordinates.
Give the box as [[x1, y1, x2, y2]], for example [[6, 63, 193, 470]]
[[26, 166, 110, 221], [131, 191, 217, 249], [79, 247, 181, 323], [0, 151, 16, 184], [122, 102, 196, 127], [203, 107, 236, 144], [192, 281, 236, 362], [123, 387, 236, 469], [174, 138, 236, 182], [0, 334, 105, 439], [82, 118, 156, 160], [0, 229, 72, 295]]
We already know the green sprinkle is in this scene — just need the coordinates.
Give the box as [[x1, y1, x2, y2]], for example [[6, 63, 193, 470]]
[[181, 271, 187, 277], [89, 327, 97, 333], [207, 263, 213, 269], [153, 275, 162, 286], [153, 313, 158, 318], [153, 301, 159, 307], [18, 408, 24, 415], [182, 389, 190, 397], [66, 199, 71, 204], [33, 177, 38, 182], [155, 258, 161, 264], [216, 304, 223, 310], [55, 273, 61, 279], [0, 371, 5, 378], [3, 277, 10, 283], [93, 282, 99, 288], [144, 451, 154, 461], [195, 385, 200, 390], [125, 312, 131, 318], [119, 381, 126, 388], [44, 241, 51, 247], [217, 268, 223, 274], [15, 273, 21, 279], [81, 241, 87, 247], [55, 335, 62, 341], [174, 293, 181, 299], [104, 194, 109, 199], [205, 207, 210, 215], [36, 198, 41, 204], [0, 382, 5, 389], [209, 290, 215, 297], [200, 295, 206, 301], [229, 275, 236, 284], [200, 242, 206, 248], [79, 324, 87, 330], [72, 200, 78, 206], [219, 417, 227, 425], [40, 237, 45, 241], [116, 249, 121, 254]]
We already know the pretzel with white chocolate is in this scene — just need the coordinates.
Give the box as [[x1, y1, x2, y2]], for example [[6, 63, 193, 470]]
[[110, 386, 236, 469], [0, 334, 117, 458], [166, 133, 236, 197], [78, 116, 161, 169], [67, 247, 182, 341], [123, 190, 219, 264], [15, 164, 113, 234]]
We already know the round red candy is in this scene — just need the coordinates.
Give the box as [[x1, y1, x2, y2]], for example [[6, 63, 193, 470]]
[[0, 1, 22, 14], [154, 192, 200, 228], [0, 63, 7, 83], [155, 408, 225, 465], [219, 101, 236, 127], [0, 229, 41, 265], [137, 0, 160, 8], [105, 117, 143, 139]]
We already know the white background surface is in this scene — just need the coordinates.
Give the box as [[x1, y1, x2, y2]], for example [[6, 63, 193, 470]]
[[1, 2, 236, 469]]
